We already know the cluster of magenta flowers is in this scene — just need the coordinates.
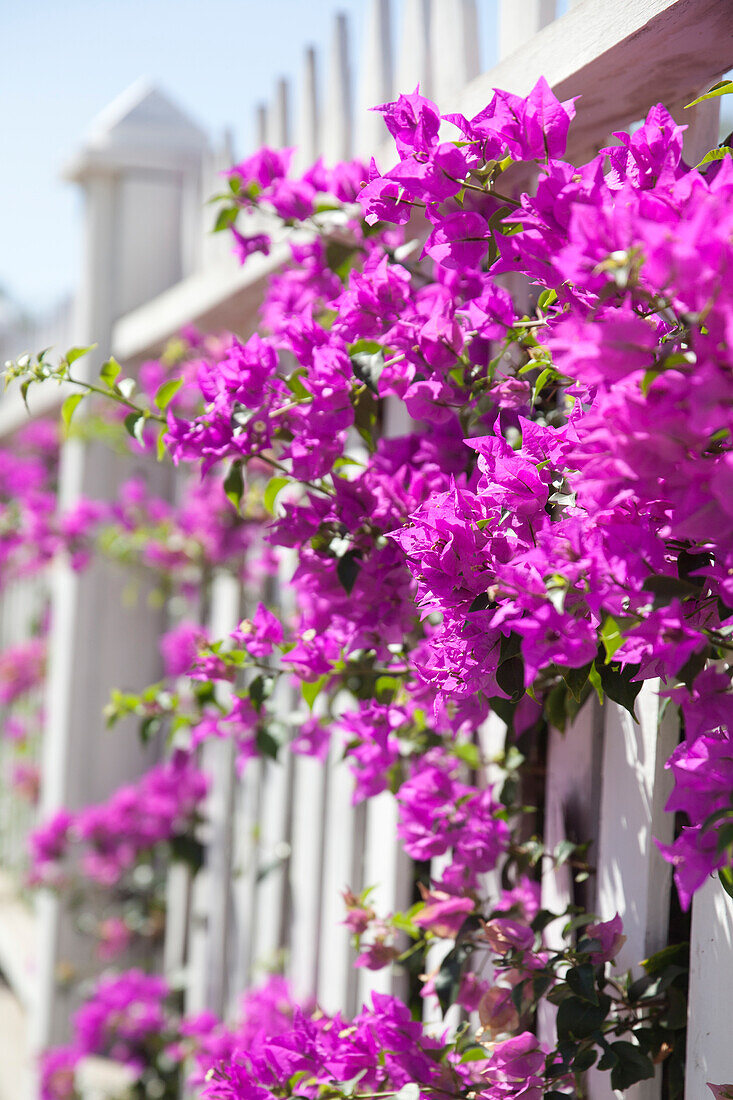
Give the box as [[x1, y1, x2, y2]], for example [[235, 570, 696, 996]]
[[29, 751, 208, 887], [17, 68, 733, 1100]]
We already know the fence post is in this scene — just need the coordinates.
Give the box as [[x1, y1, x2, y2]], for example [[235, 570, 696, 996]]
[[322, 13, 353, 164], [429, 0, 480, 112], [395, 0, 433, 100], [354, 0, 394, 159], [685, 880, 733, 1098], [293, 47, 320, 173], [33, 82, 208, 1049]]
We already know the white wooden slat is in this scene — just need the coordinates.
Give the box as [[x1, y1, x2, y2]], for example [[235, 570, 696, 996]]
[[266, 78, 290, 149], [316, 751, 359, 1012], [685, 879, 733, 1098], [395, 0, 433, 99], [354, 0, 394, 160], [256, 104, 267, 148], [293, 47, 320, 174], [185, 571, 241, 1015], [429, 0, 480, 113], [589, 688, 678, 1100], [538, 699, 603, 1048], [288, 752, 328, 1001], [596, 689, 677, 971], [322, 13, 353, 164], [162, 862, 190, 979], [498, 0, 556, 60], [356, 790, 413, 1007], [229, 755, 263, 1007], [541, 699, 603, 947], [250, 751, 292, 972]]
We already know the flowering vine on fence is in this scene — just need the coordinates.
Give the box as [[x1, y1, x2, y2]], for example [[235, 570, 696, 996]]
[[8, 74, 733, 1098]]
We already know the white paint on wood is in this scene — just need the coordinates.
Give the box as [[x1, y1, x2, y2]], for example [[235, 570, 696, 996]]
[[229, 756, 263, 1008], [357, 791, 412, 1006], [317, 753, 358, 1012], [596, 689, 677, 969], [396, 0, 433, 99], [288, 753, 328, 1001], [266, 78, 290, 149], [498, 0, 556, 59], [293, 47, 320, 173], [430, 0, 480, 113], [589, 688, 678, 1100], [355, 0, 394, 159], [322, 13, 353, 164], [685, 878, 733, 1099]]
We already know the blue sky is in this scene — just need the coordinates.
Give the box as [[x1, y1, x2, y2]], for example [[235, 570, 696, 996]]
[[1, 0, 499, 317]]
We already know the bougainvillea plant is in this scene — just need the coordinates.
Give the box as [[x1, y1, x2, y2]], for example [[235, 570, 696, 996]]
[[8, 75, 733, 1098]]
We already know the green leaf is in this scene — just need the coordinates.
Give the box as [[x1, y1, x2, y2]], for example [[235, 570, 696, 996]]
[[99, 357, 121, 389], [587, 660, 604, 703], [249, 674, 274, 710], [169, 833, 205, 874], [600, 614, 625, 662], [642, 574, 701, 601], [607, 1041, 655, 1091], [156, 426, 168, 461], [336, 549, 362, 594], [556, 994, 609, 1040], [324, 239, 360, 281], [554, 839, 578, 868], [496, 632, 525, 702], [594, 658, 642, 720], [641, 940, 690, 977], [572, 1047, 597, 1072], [696, 146, 733, 169], [224, 461, 244, 510], [565, 963, 599, 1005], [686, 80, 733, 108], [264, 476, 289, 515], [123, 411, 146, 446], [213, 205, 238, 232], [562, 661, 592, 702], [716, 821, 733, 855], [301, 674, 327, 710], [61, 392, 85, 430], [285, 369, 311, 400], [66, 344, 96, 365], [255, 726, 280, 760], [433, 944, 470, 1016], [537, 288, 557, 311], [154, 377, 183, 410], [394, 1085, 419, 1100], [453, 742, 481, 770]]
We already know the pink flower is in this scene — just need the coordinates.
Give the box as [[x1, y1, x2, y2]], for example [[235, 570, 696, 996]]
[[585, 913, 626, 964]]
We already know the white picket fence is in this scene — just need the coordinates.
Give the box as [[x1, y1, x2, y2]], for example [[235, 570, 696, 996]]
[[0, 2, 732, 1098]]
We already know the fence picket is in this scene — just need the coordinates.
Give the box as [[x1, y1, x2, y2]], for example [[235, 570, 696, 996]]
[[395, 0, 433, 99], [354, 0, 394, 159], [685, 880, 733, 1098], [322, 13, 353, 164]]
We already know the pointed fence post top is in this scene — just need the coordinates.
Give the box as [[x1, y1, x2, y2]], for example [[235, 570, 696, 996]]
[[65, 79, 210, 181]]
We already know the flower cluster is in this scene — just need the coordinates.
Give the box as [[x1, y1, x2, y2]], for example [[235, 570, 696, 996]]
[[29, 751, 208, 887]]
